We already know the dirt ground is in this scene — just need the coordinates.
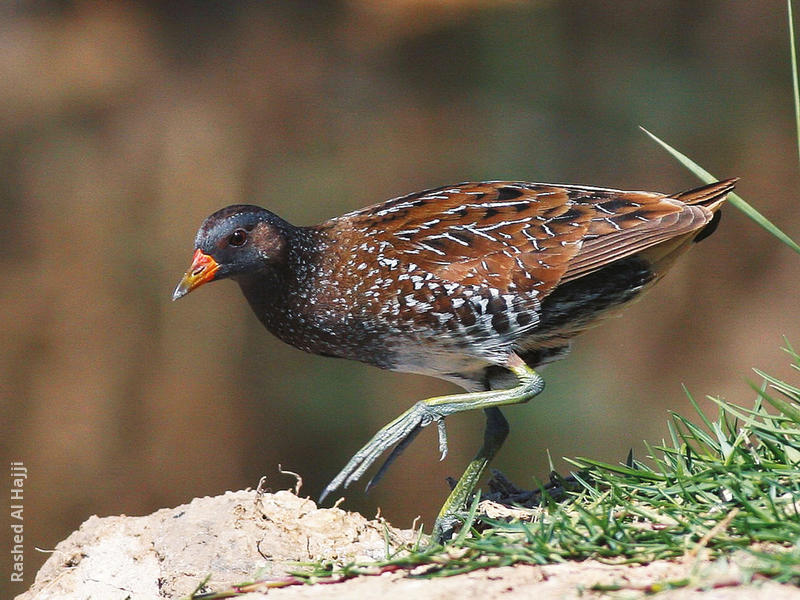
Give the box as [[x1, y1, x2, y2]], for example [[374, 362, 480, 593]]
[[15, 486, 800, 600]]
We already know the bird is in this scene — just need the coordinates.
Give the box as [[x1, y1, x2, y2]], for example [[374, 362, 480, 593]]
[[173, 177, 736, 540]]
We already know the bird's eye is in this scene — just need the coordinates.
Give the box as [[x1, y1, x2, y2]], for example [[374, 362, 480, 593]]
[[228, 229, 248, 247]]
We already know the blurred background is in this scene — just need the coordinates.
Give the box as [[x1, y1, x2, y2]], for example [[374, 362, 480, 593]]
[[2, 1, 799, 592]]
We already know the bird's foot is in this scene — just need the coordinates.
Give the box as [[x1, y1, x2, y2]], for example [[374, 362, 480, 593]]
[[319, 401, 448, 504], [431, 512, 464, 544]]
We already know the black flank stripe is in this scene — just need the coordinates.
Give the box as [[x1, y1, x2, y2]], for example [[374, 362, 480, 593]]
[[424, 237, 447, 251], [450, 229, 474, 244], [492, 313, 511, 334], [598, 198, 630, 212], [487, 296, 506, 315], [497, 186, 525, 201]]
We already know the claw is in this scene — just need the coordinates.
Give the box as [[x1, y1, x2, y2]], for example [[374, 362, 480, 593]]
[[319, 480, 335, 504], [437, 419, 448, 460], [365, 425, 423, 492]]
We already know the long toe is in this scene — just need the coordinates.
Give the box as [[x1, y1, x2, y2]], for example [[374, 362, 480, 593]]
[[319, 403, 440, 503]]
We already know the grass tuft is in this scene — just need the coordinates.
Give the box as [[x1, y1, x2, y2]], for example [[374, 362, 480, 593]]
[[348, 345, 796, 579]]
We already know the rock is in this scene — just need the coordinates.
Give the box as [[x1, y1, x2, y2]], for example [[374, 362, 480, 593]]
[[16, 488, 416, 600]]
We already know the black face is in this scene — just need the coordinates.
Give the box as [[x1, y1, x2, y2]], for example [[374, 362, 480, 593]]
[[174, 204, 292, 301], [195, 205, 286, 280]]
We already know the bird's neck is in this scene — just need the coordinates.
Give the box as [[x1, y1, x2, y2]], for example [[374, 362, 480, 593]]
[[235, 225, 339, 353]]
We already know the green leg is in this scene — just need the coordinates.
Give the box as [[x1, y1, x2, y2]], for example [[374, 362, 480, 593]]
[[319, 354, 545, 533], [432, 406, 509, 541]]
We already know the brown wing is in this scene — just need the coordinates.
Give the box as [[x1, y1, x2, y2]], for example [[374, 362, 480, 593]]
[[337, 179, 734, 297], [562, 178, 735, 282], [340, 182, 592, 295]]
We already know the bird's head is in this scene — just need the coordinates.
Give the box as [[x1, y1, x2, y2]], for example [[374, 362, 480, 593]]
[[172, 205, 289, 300]]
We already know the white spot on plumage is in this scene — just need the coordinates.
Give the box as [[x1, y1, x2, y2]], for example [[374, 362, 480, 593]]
[[478, 200, 529, 209], [473, 297, 489, 313], [378, 256, 400, 269]]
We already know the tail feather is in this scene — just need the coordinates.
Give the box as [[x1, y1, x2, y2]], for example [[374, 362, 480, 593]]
[[669, 177, 738, 212], [669, 178, 737, 244]]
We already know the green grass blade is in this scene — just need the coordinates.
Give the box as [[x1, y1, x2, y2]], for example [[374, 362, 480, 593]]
[[573, 457, 665, 481], [451, 490, 482, 546], [753, 382, 800, 424], [753, 368, 800, 403], [683, 384, 715, 432], [790, 0, 800, 165], [639, 126, 800, 256]]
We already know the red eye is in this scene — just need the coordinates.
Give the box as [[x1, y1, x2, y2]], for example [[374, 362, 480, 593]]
[[228, 229, 248, 247]]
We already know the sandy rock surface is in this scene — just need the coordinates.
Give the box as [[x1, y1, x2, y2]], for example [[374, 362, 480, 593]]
[[17, 488, 412, 600], [15, 489, 800, 600]]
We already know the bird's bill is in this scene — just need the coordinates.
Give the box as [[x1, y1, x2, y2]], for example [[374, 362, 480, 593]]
[[172, 249, 220, 301]]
